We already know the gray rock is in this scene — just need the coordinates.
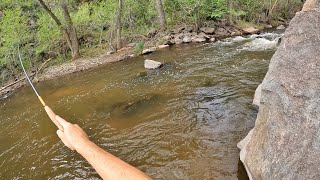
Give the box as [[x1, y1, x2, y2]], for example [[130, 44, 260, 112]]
[[144, 59, 163, 69], [142, 48, 156, 55], [239, 3, 320, 180], [214, 27, 229, 36], [197, 32, 210, 39], [200, 27, 215, 34], [192, 37, 206, 43], [158, 44, 169, 49], [175, 39, 183, 44], [209, 38, 216, 42], [242, 27, 259, 34], [182, 36, 192, 43], [184, 26, 193, 33], [163, 35, 172, 40], [265, 24, 273, 28], [276, 25, 286, 30], [174, 34, 183, 44]]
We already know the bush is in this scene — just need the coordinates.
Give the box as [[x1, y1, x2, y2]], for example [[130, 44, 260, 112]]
[[0, 7, 34, 74], [36, 11, 62, 55]]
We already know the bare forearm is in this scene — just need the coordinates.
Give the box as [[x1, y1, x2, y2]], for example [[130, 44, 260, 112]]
[[76, 141, 151, 180]]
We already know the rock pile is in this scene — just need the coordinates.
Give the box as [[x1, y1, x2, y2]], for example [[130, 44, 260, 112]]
[[161, 25, 244, 45]]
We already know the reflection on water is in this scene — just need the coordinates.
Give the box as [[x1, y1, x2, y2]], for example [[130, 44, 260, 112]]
[[0, 32, 281, 179]]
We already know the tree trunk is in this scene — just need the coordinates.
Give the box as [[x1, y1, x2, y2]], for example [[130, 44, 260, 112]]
[[61, 2, 80, 60], [116, 0, 123, 50], [38, 0, 62, 26], [37, 0, 80, 60], [154, 0, 166, 29]]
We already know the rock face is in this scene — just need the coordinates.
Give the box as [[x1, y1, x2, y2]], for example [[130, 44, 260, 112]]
[[144, 59, 163, 69], [252, 84, 261, 107], [238, 2, 320, 179]]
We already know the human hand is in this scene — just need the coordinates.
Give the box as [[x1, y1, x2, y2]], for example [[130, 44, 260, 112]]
[[55, 115, 91, 151]]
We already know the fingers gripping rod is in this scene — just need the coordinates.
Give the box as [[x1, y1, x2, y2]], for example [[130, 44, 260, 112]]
[[18, 46, 63, 130]]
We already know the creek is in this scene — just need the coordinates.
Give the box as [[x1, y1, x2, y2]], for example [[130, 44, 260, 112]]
[[0, 30, 282, 179]]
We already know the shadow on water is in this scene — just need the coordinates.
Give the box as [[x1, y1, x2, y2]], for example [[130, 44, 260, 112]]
[[0, 31, 282, 179]]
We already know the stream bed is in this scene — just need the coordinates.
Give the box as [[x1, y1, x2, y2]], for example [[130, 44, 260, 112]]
[[0, 31, 282, 179]]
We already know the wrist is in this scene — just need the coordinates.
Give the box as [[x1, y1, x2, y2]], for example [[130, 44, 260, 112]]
[[75, 139, 94, 154]]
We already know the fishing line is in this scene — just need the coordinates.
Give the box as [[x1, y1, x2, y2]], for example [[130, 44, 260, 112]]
[[18, 46, 46, 106], [18, 46, 63, 130]]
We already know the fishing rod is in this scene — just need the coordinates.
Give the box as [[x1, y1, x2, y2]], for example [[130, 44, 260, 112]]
[[18, 46, 63, 130]]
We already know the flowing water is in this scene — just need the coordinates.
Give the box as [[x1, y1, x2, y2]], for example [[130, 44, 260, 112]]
[[0, 31, 282, 180]]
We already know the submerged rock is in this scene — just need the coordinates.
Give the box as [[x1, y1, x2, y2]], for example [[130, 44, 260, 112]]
[[110, 94, 161, 117], [144, 59, 163, 69], [239, 1, 320, 179]]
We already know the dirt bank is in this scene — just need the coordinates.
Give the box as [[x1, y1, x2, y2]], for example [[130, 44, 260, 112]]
[[0, 48, 135, 100]]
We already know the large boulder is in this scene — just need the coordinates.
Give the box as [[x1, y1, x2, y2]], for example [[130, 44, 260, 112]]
[[238, 1, 320, 179], [252, 84, 261, 107]]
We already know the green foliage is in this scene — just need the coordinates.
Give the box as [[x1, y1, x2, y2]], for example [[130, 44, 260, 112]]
[[36, 11, 62, 54], [134, 41, 145, 55], [164, 0, 228, 25], [0, 7, 33, 72], [72, 3, 91, 30]]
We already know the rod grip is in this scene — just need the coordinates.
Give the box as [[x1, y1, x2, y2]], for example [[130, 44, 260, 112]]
[[44, 106, 63, 130]]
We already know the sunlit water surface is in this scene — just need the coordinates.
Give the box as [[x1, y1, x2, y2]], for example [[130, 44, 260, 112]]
[[0, 31, 282, 179]]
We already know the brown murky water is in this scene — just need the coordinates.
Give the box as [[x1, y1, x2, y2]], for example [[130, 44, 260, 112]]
[[0, 32, 281, 179]]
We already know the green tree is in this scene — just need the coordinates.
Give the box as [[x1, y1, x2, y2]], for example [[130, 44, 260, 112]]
[[0, 8, 33, 78], [38, 0, 80, 60]]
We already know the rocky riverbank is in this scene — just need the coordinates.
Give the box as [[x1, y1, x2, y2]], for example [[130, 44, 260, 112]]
[[0, 21, 286, 100], [238, 0, 320, 179]]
